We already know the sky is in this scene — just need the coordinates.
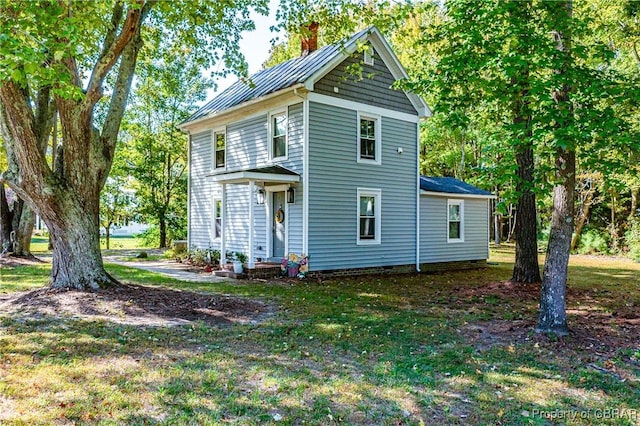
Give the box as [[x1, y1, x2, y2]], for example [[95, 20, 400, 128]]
[[210, 0, 283, 97]]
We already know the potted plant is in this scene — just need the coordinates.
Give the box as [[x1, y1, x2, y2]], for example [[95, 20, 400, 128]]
[[233, 252, 248, 273]]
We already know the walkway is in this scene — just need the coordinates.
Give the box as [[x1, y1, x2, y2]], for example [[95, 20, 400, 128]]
[[106, 258, 228, 283]]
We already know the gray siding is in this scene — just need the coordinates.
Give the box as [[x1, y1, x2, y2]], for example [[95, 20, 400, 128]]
[[189, 131, 215, 248], [308, 101, 418, 271], [315, 45, 417, 115], [189, 103, 304, 262], [419, 196, 489, 263], [226, 114, 268, 170]]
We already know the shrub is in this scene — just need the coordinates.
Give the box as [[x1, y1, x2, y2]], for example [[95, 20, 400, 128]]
[[625, 219, 640, 262], [135, 226, 159, 248], [577, 229, 609, 255]]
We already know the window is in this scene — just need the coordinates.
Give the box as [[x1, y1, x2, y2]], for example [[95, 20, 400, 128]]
[[214, 131, 225, 169], [270, 111, 287, 160], [447, 199, 464, 242], [357, 112, 381, 165], [364, 48, 374, 66], [213, 198, 222, 239], [357, 188, 381, 245]]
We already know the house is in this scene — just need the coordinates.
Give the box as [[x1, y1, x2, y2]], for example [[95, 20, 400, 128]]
[[179, 25, 494, 276]]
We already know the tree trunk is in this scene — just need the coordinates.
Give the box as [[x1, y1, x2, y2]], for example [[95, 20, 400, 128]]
[[630, 187, 639, 221], [0, 184, 12, 252], [511, 114, 540, 283], [48, 200, 114, 290], [159, 215, 167, 249], [570, 191, 594, 252], [537, 150, 575, 335], [13, 203, 34, 256], [536, 0, 573, 336], [509, 0, 540, 284], [105, 226, 111, 250]]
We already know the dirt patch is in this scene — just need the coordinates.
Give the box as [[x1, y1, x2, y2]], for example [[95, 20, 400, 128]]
[[0, 282, 273, 327], [456, 281, 640, 358]]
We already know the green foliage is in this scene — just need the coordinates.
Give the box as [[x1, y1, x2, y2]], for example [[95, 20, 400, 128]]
[[625, 219, 640, 262], [235, 252, 248, 264], [135, 226, 160, 248], [577, 229, 609, 255]]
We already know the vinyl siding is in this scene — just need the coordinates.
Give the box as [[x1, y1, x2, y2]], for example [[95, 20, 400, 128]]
[[315, 45, 417, 115], [189, 131, 215, 249], [419, 196, 489, 263], [308, 101, 418, 271], [189, 103, 304, 261]]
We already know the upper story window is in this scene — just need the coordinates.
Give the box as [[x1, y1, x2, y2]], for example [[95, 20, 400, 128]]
[[447, 199, 464, 243], [212, 129, 226, 170], [270, 110, 287, 160], [213, 198, 222, 239], [357, 188, 381, 245], [357, 112, 381, 165], [364, 48, 374, 66]]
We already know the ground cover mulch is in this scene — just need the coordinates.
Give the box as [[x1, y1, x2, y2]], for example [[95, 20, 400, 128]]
[[454, 280, 640, 381], [1, 284, 271, 327], [0, 255, 273, 327]]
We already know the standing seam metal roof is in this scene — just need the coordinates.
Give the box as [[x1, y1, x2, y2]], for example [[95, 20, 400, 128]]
[[420, 176, 493, 196], [184, 27, 372, 123]]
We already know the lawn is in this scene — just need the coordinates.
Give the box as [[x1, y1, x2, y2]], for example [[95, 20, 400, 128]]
[[0, 249, 639, 425], [29, 235, 147, 253]]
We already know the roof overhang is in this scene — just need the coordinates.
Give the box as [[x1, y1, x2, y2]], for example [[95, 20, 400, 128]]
[[210, 167, 300, 185], [420, 190, 496, 199]]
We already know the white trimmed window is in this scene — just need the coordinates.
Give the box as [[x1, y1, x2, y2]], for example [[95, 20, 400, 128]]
[[447, 199, 464, 242], [357, 188, 381, 245], [364, 48, 374, 66], [357, 112, 381, 165], [212, 128, 226, 170], [269, 110, 287, 160], [213, 198, 222, 239]]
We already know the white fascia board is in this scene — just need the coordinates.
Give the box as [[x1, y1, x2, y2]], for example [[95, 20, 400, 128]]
[[420, 190, 496, 199], [211, 171, 300, 184], [178, 84, 307, 132]]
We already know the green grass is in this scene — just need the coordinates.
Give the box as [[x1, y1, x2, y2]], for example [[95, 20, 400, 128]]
[[0, 249, 639, 425], [29, 235, 146, 253]]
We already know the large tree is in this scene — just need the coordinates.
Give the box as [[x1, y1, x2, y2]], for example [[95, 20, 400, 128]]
[[0, 0, 266, 289]]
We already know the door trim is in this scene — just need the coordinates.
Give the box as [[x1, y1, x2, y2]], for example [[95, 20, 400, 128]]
[[265, 189, 289, 259]]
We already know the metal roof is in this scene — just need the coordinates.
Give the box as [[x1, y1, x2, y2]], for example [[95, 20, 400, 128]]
[[185, 27, 372, 123], [420, 176, 493, 197]]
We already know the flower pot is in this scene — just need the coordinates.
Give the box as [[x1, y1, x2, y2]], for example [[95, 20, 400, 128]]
[[233, 261, 243, 274]]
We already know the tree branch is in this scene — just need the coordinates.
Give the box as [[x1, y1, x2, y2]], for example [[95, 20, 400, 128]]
[[84, 0, 144, 108]]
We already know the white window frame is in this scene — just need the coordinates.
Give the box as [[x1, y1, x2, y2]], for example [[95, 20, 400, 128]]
[[447, 199, 464, 243], [268, 109, 288, 161], [212, 197, 222, 240], [211, 127, 226, 171], [357, 112, 381, 165], [364, 48, 374, 66], [357, 188, 382, 245]]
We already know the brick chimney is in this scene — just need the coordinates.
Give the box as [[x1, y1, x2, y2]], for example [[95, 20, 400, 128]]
[[301, 22, 319, 56]]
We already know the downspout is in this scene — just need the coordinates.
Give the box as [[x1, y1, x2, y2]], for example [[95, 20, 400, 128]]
[[416, 121, 421, 272]]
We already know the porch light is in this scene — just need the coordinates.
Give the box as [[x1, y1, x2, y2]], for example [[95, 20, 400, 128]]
[[287, 186, 295, 204], [256, 188, 265, 205]]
